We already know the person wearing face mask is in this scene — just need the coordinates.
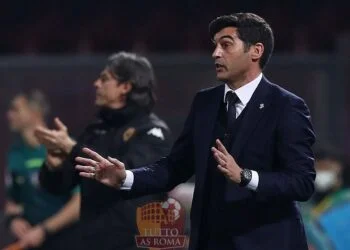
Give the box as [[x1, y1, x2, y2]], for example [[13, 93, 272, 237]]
[[300, 146, 350, 250]]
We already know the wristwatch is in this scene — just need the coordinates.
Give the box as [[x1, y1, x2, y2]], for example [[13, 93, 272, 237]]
[[239, 169, 252, 187]]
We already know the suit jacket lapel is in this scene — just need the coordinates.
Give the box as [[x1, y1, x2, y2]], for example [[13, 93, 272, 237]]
[[195, 85, 224, 184], [230, 77, 272, 158]]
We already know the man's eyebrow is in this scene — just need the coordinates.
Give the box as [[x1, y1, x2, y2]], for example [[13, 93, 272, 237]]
[[212, 35, 235, 44]]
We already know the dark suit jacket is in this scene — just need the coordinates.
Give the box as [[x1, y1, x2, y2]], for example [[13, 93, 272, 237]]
[[130, 77, 316, 250]]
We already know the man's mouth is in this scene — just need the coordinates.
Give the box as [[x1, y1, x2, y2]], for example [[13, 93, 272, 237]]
[[215, 63, 225, 71]]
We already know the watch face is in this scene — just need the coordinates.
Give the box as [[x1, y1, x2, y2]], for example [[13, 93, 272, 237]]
[[244, 170, 252, 179], [240, 169, 252, 187]]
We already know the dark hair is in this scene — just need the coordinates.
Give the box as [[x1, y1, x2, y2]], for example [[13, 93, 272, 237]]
[[19, 89, 50, 117], [209, 13, 274, 70], [106, 52, 156, 112]]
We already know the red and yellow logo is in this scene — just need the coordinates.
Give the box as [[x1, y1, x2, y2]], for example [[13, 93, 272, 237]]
[[135, 198, 187, 249]]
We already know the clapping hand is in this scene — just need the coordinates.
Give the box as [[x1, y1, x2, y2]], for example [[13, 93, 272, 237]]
[[35, 117, 76, 154]]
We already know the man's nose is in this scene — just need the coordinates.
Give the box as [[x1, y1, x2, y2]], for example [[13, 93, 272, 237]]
[[94, 79, 100, 88], [212, 46, 223, 59]]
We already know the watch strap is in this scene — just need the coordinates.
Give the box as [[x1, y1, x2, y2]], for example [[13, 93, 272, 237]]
[[239, 169, 252, 187]]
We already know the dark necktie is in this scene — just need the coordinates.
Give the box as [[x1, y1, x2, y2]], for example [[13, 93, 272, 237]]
[[225, 91, 239, 131]]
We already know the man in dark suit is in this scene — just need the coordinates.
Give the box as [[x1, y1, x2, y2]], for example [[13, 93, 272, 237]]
[[75, 13, 316, 250]]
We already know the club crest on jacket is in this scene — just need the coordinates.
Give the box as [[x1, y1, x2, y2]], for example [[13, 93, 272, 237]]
[[123, 127, 136, 142]]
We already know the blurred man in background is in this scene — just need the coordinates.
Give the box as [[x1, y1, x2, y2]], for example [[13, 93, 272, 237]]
[[35, 52, 172, 250], [301, 146, 350, 250], [2, 90, 80, 250]]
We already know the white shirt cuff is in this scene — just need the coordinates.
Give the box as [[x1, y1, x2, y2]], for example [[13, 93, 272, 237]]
[[246, 170, 259, 191], [120, 170, 134, 190]]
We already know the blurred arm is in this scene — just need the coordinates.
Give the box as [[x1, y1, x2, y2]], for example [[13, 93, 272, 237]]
[[41, 193, 80, 234], [39, 131, 87, 195]]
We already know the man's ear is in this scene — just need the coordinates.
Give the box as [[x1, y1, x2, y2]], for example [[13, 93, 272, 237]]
[[250, 42, 264, 62], [120, 81, 133, 94]]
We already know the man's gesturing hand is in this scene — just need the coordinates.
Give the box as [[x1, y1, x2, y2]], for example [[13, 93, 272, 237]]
[[75, 147, 127, 189], [211, 139, 242, 184], [35, 117, 76, 154]]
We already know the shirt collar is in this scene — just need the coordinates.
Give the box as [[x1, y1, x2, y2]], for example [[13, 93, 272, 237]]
[[224, 73, 263, 106]]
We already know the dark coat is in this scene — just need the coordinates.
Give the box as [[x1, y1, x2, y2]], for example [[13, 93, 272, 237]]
[[40, 106, 172, 250]]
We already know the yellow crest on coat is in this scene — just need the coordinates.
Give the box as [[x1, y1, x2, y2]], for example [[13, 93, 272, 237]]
[[123, 127, 136, 142]]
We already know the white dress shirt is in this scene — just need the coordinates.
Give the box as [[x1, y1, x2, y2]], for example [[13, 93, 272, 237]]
[[122, 73, 263, 190], [224, 73, 263, 191], [224, 73, 262, 116]]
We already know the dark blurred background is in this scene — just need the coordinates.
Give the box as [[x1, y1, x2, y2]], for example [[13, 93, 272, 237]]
[[0, 0, 349, 54], [1, 0, 350, 200], [0, 1, 350, 247]]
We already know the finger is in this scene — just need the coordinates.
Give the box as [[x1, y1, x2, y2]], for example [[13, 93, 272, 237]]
[[34, 125, 47, 134], [211, 147, 227, 165], [17, 227, 27, 239], [54, 117, 67, 131], [213, 153, 226, 167], [23, 222, 31, 231], [82, 147, 105, 162], [79, 172, 96, 179], [34, 127, 55, 138], [212, 147, 226, 160], [216, 139, 229, 155], [35, 134, 57, 146], [20, 223, 31, 234], [75, 156, 97, 166], [107, 156, 124, 168], [217, 164, 230, 175], [75, 165, 95, 173], [40, 135, 57, 144]]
